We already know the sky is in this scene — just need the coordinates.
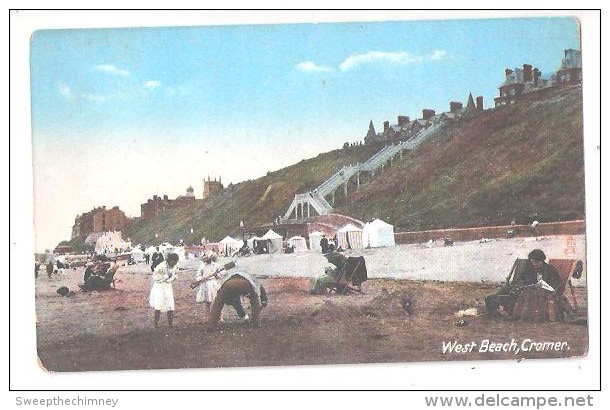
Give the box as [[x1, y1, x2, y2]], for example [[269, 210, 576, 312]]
[[26, 13, 582, 252]]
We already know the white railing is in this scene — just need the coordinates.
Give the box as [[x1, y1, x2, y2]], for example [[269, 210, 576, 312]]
[[284, 119, 445, 219]]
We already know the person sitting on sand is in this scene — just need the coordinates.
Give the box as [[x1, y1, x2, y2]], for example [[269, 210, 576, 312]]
[[309, 251, 347, 295], [207, 271, 267, 331], [485, 249, 560, 318], [80, 256, 118, 292], [149, 253, 179, 328]]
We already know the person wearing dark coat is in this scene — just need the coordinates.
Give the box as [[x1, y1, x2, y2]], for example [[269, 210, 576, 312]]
[[485, 249, 560, 317], [320, 236, 329, 254], [151, 247, 164, 272]]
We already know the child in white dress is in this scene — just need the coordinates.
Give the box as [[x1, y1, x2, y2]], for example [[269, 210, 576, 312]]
[[149, 253, 179, 327]]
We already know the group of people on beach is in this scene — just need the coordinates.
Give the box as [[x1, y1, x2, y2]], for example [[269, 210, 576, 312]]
[[148, 251, 267, 331]]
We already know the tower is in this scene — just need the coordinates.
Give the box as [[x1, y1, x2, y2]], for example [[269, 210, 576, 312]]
[[202, 176, 224, 199]]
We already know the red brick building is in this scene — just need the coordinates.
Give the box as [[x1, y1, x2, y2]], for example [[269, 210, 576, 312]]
[[71, 206, 130, 240], [140, 187, 196, 220]]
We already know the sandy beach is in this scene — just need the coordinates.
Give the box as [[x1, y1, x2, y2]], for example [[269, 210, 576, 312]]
[[35, 234, 588, 372]]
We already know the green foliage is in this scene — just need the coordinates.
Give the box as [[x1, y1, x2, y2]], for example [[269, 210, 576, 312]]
[[124, 86, 584, 245]]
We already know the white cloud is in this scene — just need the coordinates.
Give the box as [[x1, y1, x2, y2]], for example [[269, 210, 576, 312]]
[[429, 50, 448, 60], [296, 61, 333, 73], [58, 83, 73, 99], [339, 51, 423, 71], [144, 80, 161, 89], [94, 64, 130, 77]]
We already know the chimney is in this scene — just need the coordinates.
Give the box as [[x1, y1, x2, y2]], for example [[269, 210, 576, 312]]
[[476, 96, 483, 112], [422, 109, 435, 120], [397, 116, 410, 126], [523, 64, 533, 82], [533, 68, 541, 86], [383, 121, 390, 132], [450, 102, 463, 113]]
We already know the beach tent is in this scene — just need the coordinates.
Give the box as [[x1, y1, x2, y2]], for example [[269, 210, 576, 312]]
[[363, 219, 396, 248], [93, 231, 131, 255], [130, 247, 146, 263], [247, 236, 262, 250], [164, 245, 187, 261], [262, 229, 283, 254], [308, 231, 325, 252], [337, 224, 364, 250], [219, 236, 242, 256], [288, 235, 308, 252]]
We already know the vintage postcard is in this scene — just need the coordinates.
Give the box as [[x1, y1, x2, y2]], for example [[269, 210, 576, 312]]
[[18, 11, 598, 390]]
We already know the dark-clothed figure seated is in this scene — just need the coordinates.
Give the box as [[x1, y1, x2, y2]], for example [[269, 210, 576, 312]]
[[310, 251, 367, 295], [485, 249, 560, 318], [80, 255, 117, 292]]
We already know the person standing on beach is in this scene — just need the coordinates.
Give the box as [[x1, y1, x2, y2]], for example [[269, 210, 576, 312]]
[[193, 252, 221, 319], [151, 246, 164, 272], [149, 253, 179, 328]]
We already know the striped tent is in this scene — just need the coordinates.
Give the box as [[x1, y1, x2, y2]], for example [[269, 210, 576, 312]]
[[337, 224, 364, 250]]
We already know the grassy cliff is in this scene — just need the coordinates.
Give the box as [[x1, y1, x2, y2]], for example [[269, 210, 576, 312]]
[[123, 85, 585, 245]]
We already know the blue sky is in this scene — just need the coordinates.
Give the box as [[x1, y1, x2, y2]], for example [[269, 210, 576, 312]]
[[29, 16, 581, 251]]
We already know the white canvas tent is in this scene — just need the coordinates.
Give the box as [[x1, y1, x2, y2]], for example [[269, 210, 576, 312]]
[[130, 246, 145, 263], [219, 236, 242, 256], [288, 235, 308, 252], [247, 236, 262, 250], [94, 231, 131, 255], [337, 224, 364, 250], [262, 229, 283, 254], [308, 231, 325, 252], [363, 219, 396, 248]]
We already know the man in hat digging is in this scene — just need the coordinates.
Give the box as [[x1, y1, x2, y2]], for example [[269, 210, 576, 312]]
[[206, 271, 267, 331]]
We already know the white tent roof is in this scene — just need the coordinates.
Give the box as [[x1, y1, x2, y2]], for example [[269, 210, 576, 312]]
[[363, 218, 395, 248], [262, 229, 282, 240], [368, 218, 393, 228], [220, 236, 242, 245], [338, 223, 363, 233]]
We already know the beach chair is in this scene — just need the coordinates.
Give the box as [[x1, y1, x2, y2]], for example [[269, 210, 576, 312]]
[[505, 259, 530, 286], [330, 256, 368, 295], [548, 258, 584, 316], [487, 258, 530, 316]]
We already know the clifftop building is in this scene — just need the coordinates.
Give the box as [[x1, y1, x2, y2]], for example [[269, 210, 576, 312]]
[[202, 176, 223, 199], [71, 206, 130, 240], [364, 93, 483, 145], [494, 49, 581, 107], [140, 186, 196, 220]]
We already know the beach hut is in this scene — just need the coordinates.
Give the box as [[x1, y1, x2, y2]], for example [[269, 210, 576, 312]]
[[363, 219, 396, 248], [337, 224, 364, 250], [308, 231, 325, 252], [219, 236, 242, 256], [262, 229, 283, 254], [288, 235, 308, 252]]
